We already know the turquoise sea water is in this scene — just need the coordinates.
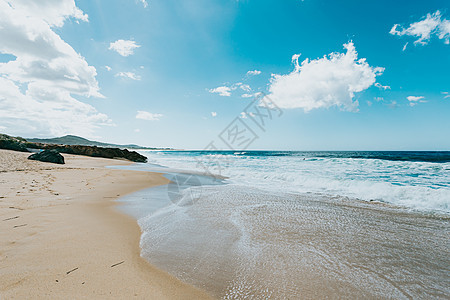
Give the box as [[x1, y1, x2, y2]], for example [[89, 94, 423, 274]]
[[141, 150, 450, 213]]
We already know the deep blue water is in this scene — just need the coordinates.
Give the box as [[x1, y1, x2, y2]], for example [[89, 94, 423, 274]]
[[157, 150, 450, 163]]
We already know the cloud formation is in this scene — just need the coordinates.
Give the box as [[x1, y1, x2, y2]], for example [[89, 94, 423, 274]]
[[375, 82, 391, 90], [390, 10, 450, 46], [407, 95, 426, 106], [246, 70, 261, 76], [211, 112, 217, 117], [268, 42, 383, 111], [0, 0, 111, 137], [239, 83, 251, 92], [109, 39, 141, 56], [9, 0, 88, 27], [115, 71, 141, 80], [136, 111, 163, 121], [209, 82, 253, 97], [209, 86, 232, 97]]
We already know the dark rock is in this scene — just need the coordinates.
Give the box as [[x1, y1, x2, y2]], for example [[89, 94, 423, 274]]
[[28, 150, 65, 164], [0, 134, 29, 152], [33, 144, 147, 163]]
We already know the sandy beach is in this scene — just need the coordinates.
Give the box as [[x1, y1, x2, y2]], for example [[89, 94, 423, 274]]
[[0, 149, 211, 299]]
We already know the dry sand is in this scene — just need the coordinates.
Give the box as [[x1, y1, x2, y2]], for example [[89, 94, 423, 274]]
[[0, 149, 211, 299]]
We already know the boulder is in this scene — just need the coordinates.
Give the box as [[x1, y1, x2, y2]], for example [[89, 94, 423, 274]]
[[28, 150, 65, 164]]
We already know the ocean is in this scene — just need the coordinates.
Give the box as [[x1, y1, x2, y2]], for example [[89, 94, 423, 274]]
[[115, 151, 450, 299]]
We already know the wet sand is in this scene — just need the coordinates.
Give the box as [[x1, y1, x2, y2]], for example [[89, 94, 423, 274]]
[[0, 149, 211, 299], [132, 183, 450, 299]]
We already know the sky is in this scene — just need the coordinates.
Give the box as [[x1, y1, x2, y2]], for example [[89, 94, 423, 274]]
[[0, 0, 449, 150]]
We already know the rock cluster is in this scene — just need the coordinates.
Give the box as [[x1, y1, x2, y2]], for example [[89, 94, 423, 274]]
[[0, 133, 147, 163], [29, 143, 148, 163]]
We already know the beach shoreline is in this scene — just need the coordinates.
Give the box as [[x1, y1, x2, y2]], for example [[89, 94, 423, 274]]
[[0, 149, 211, 299]]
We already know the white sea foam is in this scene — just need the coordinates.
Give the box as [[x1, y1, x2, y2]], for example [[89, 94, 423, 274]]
[[139, 151, 450, 213]]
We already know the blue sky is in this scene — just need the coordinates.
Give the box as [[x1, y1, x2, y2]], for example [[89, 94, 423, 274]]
[[0, 0, 449, 150]]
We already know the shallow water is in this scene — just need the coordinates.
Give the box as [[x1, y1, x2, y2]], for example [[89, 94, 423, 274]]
[[118, 181, 449, 298], [115, 152, 450, 299]]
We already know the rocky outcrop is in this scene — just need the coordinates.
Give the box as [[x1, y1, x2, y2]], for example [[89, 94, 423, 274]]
[[28, 143, 148, 163], [0, 134, 29, 152], [0, 133, 148, 163], [28, 150, 65, 164]]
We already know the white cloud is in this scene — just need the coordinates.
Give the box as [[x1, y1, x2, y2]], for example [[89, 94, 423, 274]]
[[211, 112, 217, 117], [105, 66, 112, 71], [8, 0, 88, 27], [246, 70, 261, 76], [136, 111, 162, 121], [407, 96, 425, 102], [209, 82, 253, 97], [234, 82, 252, 92], [139, 0, 148, 8], [0, 0, 110, 137], [402, 42, 409, 51], [374, 97, 384, 102], [375, 82, 391, 90], [209, 86, 232, 97], [0, 77, 111, 137], [390, 10, 450, 46], [442, 92, 450, 99], [115, 71, 141, 80], [240, 112, 247, 118], [439, 19, 450, 43], [109, 39, 141, 56], [239, 84, 251, 92], [268, 42, 384, 111], [407, 96, 426, 107]]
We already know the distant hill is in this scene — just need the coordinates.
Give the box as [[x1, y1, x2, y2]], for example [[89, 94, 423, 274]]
[[27, 135, 158, 150]]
